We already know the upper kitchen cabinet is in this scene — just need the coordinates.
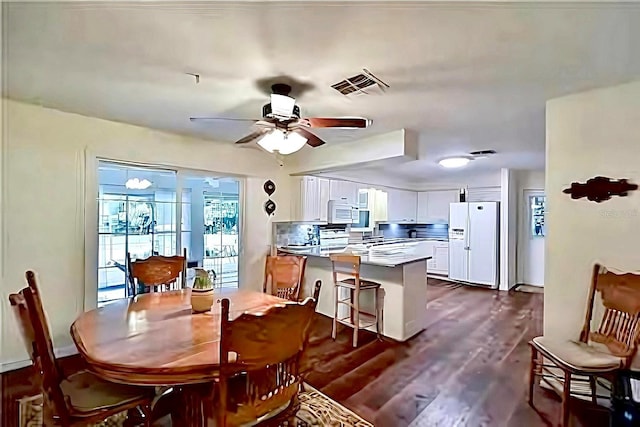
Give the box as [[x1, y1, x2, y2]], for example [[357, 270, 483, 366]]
[[386, 189, 417, 222], [294, 176, 330, 221], [329, 179, 358, 206], [417, 190, 458, 223]]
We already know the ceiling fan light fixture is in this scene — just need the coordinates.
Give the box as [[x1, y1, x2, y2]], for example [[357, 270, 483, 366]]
[[270, 94, 296, 118], [438, 156, 471, 168], [257, 130, 308, 155]]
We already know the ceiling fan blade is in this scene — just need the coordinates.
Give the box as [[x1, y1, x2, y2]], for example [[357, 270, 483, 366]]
[[303, 117, 370, 128], [234, 129, 269, 145], [295, 128, 326, 148], [190, 117, 259, 122]]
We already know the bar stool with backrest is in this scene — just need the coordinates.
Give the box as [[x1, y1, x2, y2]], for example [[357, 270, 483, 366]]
[[528, 264, 640, 427], [263, 255, 308, 301], [127, 248, 187, 296], [330, 253, 382, 347], [8, 271, 155, 426]]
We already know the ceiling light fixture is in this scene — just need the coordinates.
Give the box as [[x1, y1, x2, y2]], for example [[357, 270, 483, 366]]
[[257, 130, 308, 155], [438, 157, 471, 168], [125, 178, 153, 189]]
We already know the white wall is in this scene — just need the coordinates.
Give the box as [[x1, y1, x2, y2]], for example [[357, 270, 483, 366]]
[[1, 99, 291, 367], [500, 169, 518, 291], [545, 80, 640, 340]]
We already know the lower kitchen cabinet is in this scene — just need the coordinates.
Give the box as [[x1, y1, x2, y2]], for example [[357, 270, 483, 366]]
[[431, 243, 449, 275]]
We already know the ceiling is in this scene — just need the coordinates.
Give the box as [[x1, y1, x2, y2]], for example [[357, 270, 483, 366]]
[[4, 2, 640, 183]]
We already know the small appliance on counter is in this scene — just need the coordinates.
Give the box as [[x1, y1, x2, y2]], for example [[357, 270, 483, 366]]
[[408, 229, 418, 239]]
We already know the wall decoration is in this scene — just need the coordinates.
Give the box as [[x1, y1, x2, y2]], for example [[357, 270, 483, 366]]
[[264, 199, 276, 216], [263, 180, 276, 196], [563, 176, 638, 203]]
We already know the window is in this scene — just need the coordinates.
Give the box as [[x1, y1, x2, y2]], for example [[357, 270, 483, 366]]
[[530, 195, 546, 237], [96, 162, 241, 303]]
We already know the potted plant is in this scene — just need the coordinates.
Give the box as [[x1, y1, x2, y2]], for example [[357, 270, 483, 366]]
[[190, 268, 215, 313]]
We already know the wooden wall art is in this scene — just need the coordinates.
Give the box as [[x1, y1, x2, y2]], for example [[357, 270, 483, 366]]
[[563, 176, 638, 203], [264, 200, 276, 216]]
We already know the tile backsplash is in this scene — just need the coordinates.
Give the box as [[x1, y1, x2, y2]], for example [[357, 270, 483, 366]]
[[379, 223, 449, 240], [274, 223, 320, 246]]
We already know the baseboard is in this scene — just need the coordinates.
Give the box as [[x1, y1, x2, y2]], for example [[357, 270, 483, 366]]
[[426, 274, 455, 282], [0, 344, 78, 373]]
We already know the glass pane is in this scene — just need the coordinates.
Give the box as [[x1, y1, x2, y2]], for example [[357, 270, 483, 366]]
[[181, 176, 240, 288], [97, 162, 178, 303], [530, 195, 546, 237]]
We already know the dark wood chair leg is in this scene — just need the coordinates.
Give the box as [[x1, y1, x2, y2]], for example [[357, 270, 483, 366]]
[[561, 370, 571, 427], [528, 345, 537, 407]]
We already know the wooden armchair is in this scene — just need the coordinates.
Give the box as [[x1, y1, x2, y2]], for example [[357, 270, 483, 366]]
[[263, 255, 307, 301], [217, 281, 321, 427], [8, 271, 155, 426], [529, 264, 640, 427], [127, 248, 187, 295]]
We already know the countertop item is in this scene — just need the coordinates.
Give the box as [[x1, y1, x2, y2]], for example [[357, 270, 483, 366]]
[[278, 246, 432, 267]]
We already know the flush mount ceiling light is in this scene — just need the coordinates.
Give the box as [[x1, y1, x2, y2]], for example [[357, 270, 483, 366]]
[[125, 178, 152, 190], [257, 130, 308, 155], [438, 156, 472, 168]]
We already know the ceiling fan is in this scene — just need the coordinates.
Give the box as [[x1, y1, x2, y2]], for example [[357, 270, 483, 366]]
[[190, 83, 371, 155]]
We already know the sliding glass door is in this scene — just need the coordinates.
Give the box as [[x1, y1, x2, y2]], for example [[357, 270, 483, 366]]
[[97, 161, 240, 303], [182, 176, 240, 288]]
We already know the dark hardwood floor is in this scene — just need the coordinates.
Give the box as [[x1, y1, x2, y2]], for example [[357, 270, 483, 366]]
[[2, 280, 609, 426]]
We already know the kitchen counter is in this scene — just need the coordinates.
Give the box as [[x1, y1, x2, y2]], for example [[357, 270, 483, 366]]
[[278, 246, 432, 267], [281, 243, 433, 342]]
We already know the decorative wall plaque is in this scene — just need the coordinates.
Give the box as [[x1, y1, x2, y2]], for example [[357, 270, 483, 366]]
[[263, 180, 276, 196], [562, 176, 638, 203], [264, 199, 276, 216]]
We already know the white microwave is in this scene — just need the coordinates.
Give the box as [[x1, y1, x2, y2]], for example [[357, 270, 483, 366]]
[[328, 200, 358, 224]]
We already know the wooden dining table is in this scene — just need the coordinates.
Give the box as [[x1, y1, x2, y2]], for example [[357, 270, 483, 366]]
[[71, 288, 289, 426]]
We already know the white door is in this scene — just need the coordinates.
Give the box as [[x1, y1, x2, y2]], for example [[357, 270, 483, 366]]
[[468, 202, 499, 286], [518, 190, 545, 286]]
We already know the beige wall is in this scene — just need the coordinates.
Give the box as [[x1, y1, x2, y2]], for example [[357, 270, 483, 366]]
[[545, 80, 640, 340], [1, 99, 291, 366]]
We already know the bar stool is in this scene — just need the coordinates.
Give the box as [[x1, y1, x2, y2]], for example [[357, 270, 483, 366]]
[[330, 253, 382, 347]]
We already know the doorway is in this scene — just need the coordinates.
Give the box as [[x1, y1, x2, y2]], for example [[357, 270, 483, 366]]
[[518, 190, 545, 287]]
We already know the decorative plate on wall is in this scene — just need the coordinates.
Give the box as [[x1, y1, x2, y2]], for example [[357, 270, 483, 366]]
[[264, 199, 276, 216], [263, 180, 276, 196]]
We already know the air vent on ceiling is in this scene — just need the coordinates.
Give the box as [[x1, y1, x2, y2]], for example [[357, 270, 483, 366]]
[[470, 150, 497, 158], [331, 69, 389, 96]]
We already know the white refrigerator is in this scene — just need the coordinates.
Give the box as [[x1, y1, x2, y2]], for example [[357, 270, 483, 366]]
[[448, 202, 499, 288]]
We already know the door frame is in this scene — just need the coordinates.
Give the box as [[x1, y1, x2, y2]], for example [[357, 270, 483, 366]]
[[517, 189, 545, 286]]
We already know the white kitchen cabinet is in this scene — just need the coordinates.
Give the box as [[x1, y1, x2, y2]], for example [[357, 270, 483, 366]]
[[329, 180, 357, 206], [417, 190, 458, 223], [431, 242, 449, 275], [297, 176, 330, 221], [386, 189, 417, 222], [417, 192, 430, 223]]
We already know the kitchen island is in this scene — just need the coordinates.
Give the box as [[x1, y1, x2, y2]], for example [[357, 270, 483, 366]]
[[279, 246, 432, 342]]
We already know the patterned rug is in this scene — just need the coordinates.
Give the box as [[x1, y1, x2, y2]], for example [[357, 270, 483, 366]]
[[19, 385, 373, 427]]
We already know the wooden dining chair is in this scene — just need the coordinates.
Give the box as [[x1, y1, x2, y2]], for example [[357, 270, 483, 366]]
[[330, 253, 382, 347], [263, 255, 307, 301], [8, 271, 155, 427], [216, 281, 322, 427], [529, 264, 640, 427], [127, 248, 187, 295]]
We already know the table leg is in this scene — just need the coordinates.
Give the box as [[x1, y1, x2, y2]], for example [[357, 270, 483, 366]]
[[175, 385, 212, 427]]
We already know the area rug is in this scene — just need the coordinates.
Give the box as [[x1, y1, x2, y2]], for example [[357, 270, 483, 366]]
[[18, 384, 373, 427]]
